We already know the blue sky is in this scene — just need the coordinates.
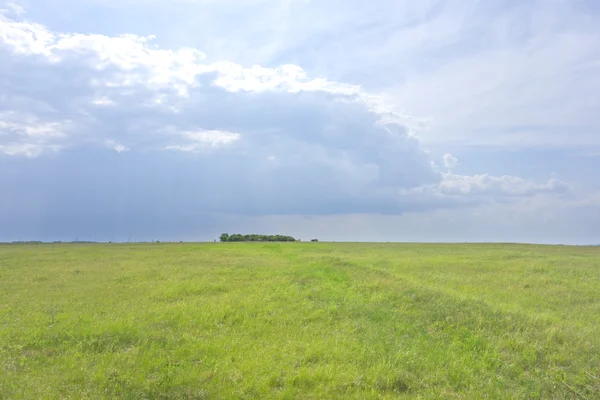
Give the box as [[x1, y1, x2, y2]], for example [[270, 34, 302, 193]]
[[1, 0, 599, 243]]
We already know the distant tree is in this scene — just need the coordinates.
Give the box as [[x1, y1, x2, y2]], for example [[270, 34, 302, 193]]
[[229, 234, 245, 242], [311, 239, 319, 242], [217, 233, 296, 242]]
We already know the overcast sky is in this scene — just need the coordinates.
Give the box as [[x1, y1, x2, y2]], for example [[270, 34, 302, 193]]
[[1, 0, 599, 243]]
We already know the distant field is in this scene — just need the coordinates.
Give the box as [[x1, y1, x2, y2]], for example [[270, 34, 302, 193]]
[[1, 243, 599, 399]]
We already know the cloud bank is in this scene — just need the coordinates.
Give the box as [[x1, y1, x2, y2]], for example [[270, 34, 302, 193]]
[[0, 6, 575, 241]]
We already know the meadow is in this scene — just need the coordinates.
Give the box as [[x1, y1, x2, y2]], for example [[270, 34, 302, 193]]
[[0, 242, 599, 399]]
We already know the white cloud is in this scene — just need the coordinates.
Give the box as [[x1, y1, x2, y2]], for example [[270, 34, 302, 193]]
[[395, 172, 570, 212], [0, 13, 402, 117], [0, 14, 56, 57], [0, 1, 25, 16], [0, 10, 573, 219], [166, 129, 241, 152], [442, 153, 457, 169], [0, 114, 66, 139], [91, 97, 116, 106], [384, 2, 600, 149], [104, 139, 129, 153], [183, 130, 240, 146], [0, 143, 60, 157], [0, 111, 70, 156], [154, 0, 598, 149], [437, 174, 569, 197], [0, 12, 418, 157]]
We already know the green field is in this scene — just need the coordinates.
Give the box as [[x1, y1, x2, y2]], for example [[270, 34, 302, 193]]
[[1, 243, 599, 399]]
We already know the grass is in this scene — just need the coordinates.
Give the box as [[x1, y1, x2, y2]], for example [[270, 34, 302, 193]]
[[0, 242, 599, 399]]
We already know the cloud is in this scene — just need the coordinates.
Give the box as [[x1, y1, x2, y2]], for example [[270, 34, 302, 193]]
[[395, 173, 570, 217], [0, 111, 70, 157], [382, 1, 600, 149], [0, 9, 572, 235], [104, 139, 129, 153], [442, 153, 457, 169], [165, 129, 241, 152], [0, 1, 25, 16], [163, 0, 598, 149], [437, 174, 569, 197]]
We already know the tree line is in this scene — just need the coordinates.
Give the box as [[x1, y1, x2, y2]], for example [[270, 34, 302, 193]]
[[219, 233, 296, 242]]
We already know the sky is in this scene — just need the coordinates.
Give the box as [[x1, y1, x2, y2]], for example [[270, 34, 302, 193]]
[[1, 0, 599, 243]]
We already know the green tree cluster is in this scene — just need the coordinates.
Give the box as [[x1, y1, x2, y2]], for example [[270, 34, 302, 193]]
[[219, 233, 296, 242]]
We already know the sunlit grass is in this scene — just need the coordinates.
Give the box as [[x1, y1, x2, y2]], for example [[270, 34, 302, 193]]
[[1, 243, 599, 398]]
